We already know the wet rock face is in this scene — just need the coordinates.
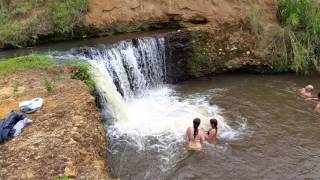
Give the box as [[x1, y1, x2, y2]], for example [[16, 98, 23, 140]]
[[163, 26, 273, 83], [164, 30, 193, 83]]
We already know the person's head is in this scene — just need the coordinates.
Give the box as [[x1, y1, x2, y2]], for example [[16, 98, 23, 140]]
[[193, 118, 201, 138], [318, 92, 320, 99], [210, 119, 218, 129], [305, 85, 314, 92]]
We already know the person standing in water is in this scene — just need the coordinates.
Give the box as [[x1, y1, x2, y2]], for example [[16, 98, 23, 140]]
[[206, 119, 218, 144], [299, 85, 314, 98], [186, 118, 205, 151]]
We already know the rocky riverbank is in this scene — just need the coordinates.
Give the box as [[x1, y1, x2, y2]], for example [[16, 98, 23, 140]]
[[0, 66, 111, 179]]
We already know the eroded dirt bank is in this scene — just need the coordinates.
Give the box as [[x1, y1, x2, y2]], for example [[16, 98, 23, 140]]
[[85, 0, 277, 29], [0, 67, 111, 179], [85, 0, 285, 77]]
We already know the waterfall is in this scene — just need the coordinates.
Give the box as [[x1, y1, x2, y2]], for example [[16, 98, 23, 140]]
[[52, 35, 246, 179], [59, 37, 166, 99]]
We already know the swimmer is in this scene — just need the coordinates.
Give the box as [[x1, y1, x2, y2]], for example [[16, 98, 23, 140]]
[[206, 119, 218, 144], [186, 118, 205, 151], [299, 85, 314, 98]]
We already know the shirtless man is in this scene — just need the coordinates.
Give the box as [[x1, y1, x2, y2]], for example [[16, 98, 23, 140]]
[[186, 118, 206, 151], [206, 119, 218, 144], [299, 85, 314, 98]]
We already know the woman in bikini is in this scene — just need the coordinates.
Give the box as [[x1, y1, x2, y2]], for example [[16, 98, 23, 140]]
[[186, 118, 206, 151]]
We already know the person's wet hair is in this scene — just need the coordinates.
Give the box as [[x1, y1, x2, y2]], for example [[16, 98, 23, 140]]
[[210, 119, 218, 129], [193, 118, 201, 139], [318, 92, 320, 98]]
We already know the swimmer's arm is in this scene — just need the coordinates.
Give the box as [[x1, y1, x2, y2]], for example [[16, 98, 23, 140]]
[[305, 97, 318, 101]]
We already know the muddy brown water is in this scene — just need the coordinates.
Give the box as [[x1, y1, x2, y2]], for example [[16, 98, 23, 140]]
[[166, 74, 320, 180], [1, 33, 320, 179]]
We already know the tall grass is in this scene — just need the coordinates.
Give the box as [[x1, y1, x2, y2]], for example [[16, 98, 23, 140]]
[[278, 0, 320, 73]]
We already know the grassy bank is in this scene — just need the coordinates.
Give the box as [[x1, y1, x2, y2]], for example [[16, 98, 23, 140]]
[[0, 54, 95, 94], [0, 0, 89, 48], [0, 55, 54, 74]]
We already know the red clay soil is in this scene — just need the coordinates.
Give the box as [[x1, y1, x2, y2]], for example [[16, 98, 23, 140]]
[[0, 66, 112, 179]]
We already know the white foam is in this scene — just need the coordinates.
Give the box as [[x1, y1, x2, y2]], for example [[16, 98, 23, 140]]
[[110, 85, 244, 144]]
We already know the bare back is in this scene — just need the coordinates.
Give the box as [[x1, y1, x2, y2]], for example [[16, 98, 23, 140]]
[[206, 128, 217, 144], [186, 127, 205, 151]]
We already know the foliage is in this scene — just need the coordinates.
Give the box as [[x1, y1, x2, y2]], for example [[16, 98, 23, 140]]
[[43, 76, 54, 93], [0, 0, 89, 47], [13, 80, 20, 94], [47, 0, 89, 34], [190, 31, 211, 77], [278, 0, 320, 74], [0, 55, 53, 74], [72, 62, 95, 94], [54, 176, 69, 180]]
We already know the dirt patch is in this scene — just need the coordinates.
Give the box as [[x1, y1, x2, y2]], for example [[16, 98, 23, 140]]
[[85, 0, 277, 29], [0, 66, 111, 179]]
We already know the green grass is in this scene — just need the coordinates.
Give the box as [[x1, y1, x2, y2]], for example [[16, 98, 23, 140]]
[[13, 80, 20, 94], [47, 0, 89, 34], [0, 55, 54, 75], [43, 76, 54, 93], [278, 0, 320, 73], [0, 0, 89, 47], [72, 62, 95, 94]]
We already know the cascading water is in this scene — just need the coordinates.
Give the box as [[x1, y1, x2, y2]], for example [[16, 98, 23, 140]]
[[52, 36, 247, 179]]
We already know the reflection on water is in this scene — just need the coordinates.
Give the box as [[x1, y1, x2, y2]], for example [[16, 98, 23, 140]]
[[109, 74, 320, 180]]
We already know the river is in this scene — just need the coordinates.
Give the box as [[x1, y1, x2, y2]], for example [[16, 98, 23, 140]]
[[2, 33, 320, 179]]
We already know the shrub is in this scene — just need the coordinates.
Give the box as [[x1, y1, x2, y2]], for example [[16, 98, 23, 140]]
[[43, 76, 54, 93], [72, 63, 95, 94]]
